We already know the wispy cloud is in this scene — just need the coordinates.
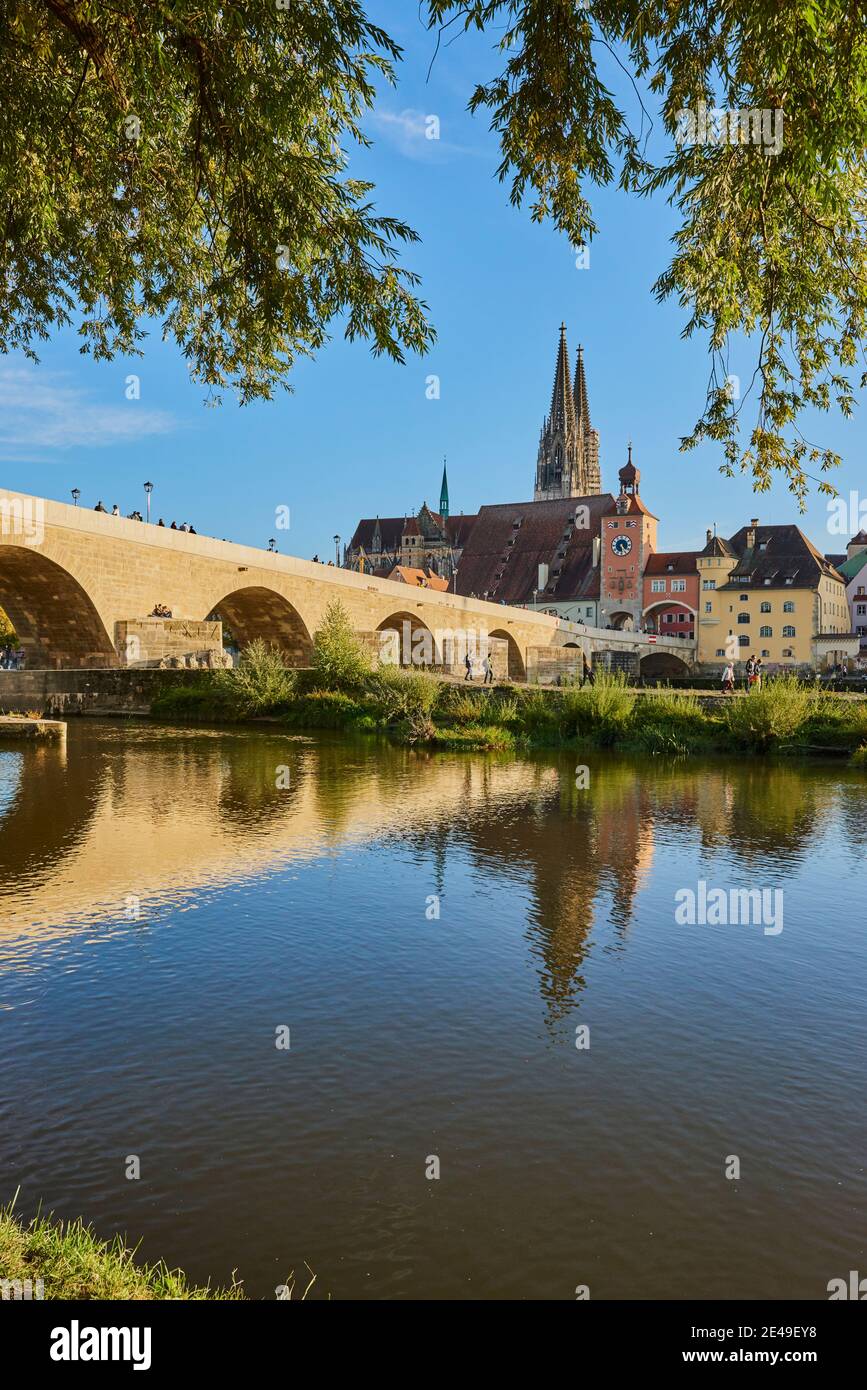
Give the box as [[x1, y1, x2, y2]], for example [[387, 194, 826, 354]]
[[0, 363, 176, 462], [367, 107, 487, 162]]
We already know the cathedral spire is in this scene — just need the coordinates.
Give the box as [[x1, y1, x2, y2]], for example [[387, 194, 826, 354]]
[[574, 344, 590, 427], [548, 322, 576, 434], [535, 324, 602, 501]]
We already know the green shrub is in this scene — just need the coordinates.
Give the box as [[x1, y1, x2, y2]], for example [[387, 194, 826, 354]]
[[368, 667, 439, 723], [436, 686, 488, 724], [283, 690, 366, 729], [151, 679, 236, 722], [558, 671, 634, 745], [214, 638, 296, 715], [515, 689, 559, 739], [722, 678, 818, 752], [311, 600, 371, 690]]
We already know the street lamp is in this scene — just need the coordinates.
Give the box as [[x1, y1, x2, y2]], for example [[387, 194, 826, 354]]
[[71, 487, 80, 506], [532, 588, 538, 610], [333, 534, 341, 567], [144, 481, 154, 523]]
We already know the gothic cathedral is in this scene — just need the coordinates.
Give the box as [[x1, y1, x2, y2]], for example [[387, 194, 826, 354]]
[[534, 323, 601, 500]]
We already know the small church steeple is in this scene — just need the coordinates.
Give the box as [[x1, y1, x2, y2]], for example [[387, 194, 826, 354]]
[[439, 457, 449, 521]]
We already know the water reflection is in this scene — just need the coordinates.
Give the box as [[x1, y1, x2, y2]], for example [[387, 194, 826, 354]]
[[2, 722, 866, 1300], [0, 724, 852, 1020]]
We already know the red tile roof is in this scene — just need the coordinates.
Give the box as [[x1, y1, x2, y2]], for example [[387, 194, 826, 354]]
[[389, 565, 450, 592], [454, 494, 614, 603], [644, 551, 699, 575]]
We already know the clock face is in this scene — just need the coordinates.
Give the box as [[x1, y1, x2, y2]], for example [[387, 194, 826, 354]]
[[611, 534, 632, 557]]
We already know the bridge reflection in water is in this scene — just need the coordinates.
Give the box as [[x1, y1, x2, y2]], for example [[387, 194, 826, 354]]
[[0, 721, 840, 1021]]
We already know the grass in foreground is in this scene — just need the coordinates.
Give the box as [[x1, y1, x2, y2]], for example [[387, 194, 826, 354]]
[[0, 1203, 319, 1300]]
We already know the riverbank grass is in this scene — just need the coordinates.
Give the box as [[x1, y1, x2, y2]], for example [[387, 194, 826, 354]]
[[0, 1204, 245, 1299], [148, 602, 867, 762], [0, 1204, 324, 1300]]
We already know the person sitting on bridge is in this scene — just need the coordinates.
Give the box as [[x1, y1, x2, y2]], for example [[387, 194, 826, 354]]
[[94, 500, 107, 512], [157, 518, 165, 526], [170, 520, 178, 529], [111, 504, 120, 516]]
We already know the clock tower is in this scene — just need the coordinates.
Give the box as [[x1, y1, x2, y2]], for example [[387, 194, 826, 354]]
[[598, 446, 657, 630]]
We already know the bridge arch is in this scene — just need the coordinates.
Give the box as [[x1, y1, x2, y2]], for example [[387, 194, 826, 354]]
[[207, 586, 313, 665], [608, 611, 635, 631], [0, 547, 116, 668], [376, 611, 440, 667], [639, 651, 691, 679], [488, 628, 525, 681]]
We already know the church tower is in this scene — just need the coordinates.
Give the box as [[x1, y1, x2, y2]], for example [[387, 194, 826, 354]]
[[534, 324, 601, 500], [439, 459, 449, 520]]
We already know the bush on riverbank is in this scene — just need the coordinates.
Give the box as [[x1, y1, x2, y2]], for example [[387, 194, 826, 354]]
[[311, 600, 371, 690], [215, 638, 296, 715], [721, 678, 818, 752], [149, 611, 867, 763]]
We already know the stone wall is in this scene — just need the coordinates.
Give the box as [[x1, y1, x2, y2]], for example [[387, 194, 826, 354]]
[[0, 668, 214, 716], [114, 617, 226, 668]]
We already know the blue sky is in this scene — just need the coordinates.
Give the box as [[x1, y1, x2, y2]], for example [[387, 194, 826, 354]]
[[1, 4, 862, 558]]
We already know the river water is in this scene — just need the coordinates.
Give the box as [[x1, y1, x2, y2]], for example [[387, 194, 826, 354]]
[[1, 721, 864, 1299]]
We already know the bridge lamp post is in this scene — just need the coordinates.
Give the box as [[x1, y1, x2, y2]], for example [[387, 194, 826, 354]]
[[71, 488, 80, 507], [532, 588, 538, 610], [144, 480, 154, 523], [333, 534, 341, 567]]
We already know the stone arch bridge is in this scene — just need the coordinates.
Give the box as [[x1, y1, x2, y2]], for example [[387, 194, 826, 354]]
[[0, 490, 695, 681]]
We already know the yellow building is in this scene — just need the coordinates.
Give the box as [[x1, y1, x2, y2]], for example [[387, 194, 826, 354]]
[[697, 519, 856, 671]]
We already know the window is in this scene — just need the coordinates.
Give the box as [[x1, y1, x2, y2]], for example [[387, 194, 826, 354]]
[[672, 579, 686, 592], [740, 593, 749, 602], [702, 579, 716, 590], [857, 604, 866, 616], [715, 648, 726, 657], [782, 648, 793, 657], [783, 601, 795, 613], [760, 601, 771, 613], [782, 625, 796, 637], [705, 602, 712, 613], [762, 650, 770, 657], [626, 520, 637, 528], [737, 613, 750, 624], [738, 635, 749, 647], [651, 579, 665, 593], [760, 625, 772, 637], [607, 520, 618, 528]]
